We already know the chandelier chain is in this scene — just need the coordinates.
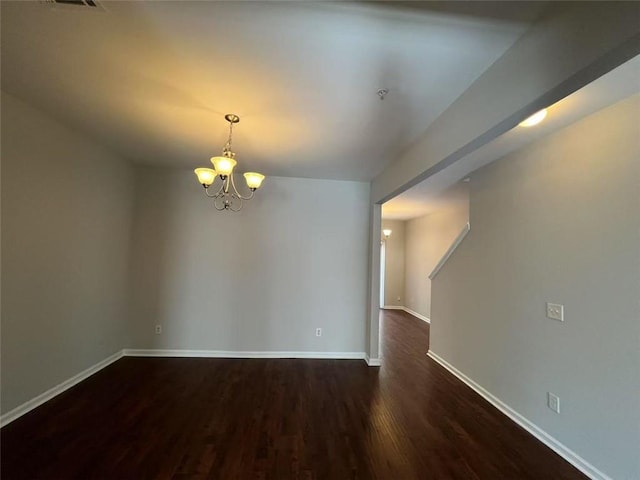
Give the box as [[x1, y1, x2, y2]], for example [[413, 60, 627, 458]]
[[223, 120, 235, 158]]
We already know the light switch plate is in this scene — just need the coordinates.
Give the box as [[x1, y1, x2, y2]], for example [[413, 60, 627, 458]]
[[546, 303, 564, 321]]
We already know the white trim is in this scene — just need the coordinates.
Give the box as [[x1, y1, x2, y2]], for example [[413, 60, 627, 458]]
[[402, 307, 431, 324], [0, 350, 124, 428], [123, 349, 366, 360], [365, 355, 381, 367], [426, 350, 612, 480], [429, 222, 470, 280], [381, 306, 431, 323]]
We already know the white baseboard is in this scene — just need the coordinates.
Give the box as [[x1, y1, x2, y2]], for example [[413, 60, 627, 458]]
[[123, 349, 366, 360], [365, 354, 381, 367], [382, 306, 431, 323], [426, 350, 612, 480], [0, 350, 124, 428]]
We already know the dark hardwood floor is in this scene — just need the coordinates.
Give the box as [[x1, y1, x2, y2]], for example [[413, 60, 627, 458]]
[[1, 310, 587, 479]]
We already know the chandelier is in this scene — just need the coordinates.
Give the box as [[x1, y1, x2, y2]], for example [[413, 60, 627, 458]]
[[194, 114, 265, 211]]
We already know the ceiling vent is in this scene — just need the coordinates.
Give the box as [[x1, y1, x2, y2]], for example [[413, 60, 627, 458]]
[[41, 0, 104, 10]]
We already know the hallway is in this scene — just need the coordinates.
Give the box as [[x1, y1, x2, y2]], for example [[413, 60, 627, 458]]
[[374, 309, 587, 479], [1, 310, 587, 479]]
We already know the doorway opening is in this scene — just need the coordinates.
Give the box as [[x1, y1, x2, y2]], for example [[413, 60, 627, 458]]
[[378, 181, 470, 357], [379, 240, 386, 308]]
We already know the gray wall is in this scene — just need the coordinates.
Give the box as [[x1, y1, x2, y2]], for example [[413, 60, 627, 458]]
[[1, 91, 370, 415], [431, 95, 640, 480], [128, 167, 369, 353], [1, 92, 135, 414], [381, 220, 405, 307], [405, 189, 468, 319]]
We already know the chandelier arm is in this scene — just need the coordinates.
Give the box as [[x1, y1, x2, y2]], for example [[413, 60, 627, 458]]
[[230, 173, 254, 200], [229, 196, 243, 212], [204, 182, 225, 198], [213, 195, 227, 210], [216, 180, 226, 196]]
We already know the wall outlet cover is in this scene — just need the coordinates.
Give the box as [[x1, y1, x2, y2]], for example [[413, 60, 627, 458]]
[[546, 303, 564, 321]]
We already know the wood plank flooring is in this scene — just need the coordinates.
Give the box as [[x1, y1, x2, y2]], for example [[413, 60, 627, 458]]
[[1, 310, 588, 479]]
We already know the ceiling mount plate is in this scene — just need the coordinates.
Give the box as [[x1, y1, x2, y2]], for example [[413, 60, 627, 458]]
[[225, 114, 240, 124]]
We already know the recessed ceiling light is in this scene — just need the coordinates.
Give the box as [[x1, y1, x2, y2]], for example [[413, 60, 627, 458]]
[[519, 109, 547, 127]]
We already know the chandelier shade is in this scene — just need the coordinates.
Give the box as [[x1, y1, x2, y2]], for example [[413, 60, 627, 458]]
[[244, 172, 265, 189], [194, 167, 217, 187], [193, 114, 265, 211], [210, 156, 237, 176]]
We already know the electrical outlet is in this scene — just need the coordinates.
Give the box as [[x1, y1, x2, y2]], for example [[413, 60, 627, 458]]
[[396, 296, 401, 301], [547, 392, 560, 414], [546, 303, 564, 322], [155, 325, 162, 335], [315, 328, 322, 337]]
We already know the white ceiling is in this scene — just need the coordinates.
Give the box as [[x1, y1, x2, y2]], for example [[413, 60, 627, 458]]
[[387, 179, 471, 221], [382, 53, 640, 220], [0, 1, 544, 181]]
